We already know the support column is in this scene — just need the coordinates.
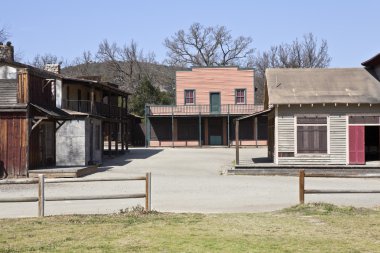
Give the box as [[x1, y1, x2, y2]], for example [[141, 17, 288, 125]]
[[173, 118, 178, 142], [115, 123, 119, 154], [199, 113, 202, 147], [254, 117, 258, 148], [121, 122, 125, 152], [235, 120, 239, 165], [171, 106, 174, 148], [108, 122, 112, 157], [227, 105, 230, 148], [90, 87, 95, 114], [222, 117, 227, 146], [204, 118, 209, 145]]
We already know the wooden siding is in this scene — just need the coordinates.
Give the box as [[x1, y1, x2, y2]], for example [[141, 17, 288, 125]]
[[0, 113, 28, 177], [29, 121, 56, 169], [28, 71, 55, 108], [0, 79, 17, 105], [176, 68, 254, 106], [275, 104, 380, 165]]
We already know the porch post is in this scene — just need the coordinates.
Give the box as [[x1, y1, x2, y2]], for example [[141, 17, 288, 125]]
[[108, 122, 112, 157], [199, 112, 202, 147], [254, 116, 258, 148], [235, 120, 239, 165], [145, 105, 148, 147], [227, 105, 230, 148], [115, 123, 119, 155], [171, 106, 174, 148], [120, 97, 124, 152], [90, 87, 95, 114]]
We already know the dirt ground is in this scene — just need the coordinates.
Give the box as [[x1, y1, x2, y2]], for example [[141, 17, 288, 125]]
[[1, 147, 380, 218]]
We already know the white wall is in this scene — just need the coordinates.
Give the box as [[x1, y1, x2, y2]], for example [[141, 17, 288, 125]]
[[56, 120, 86, 166], [0, 65, 17, 79]]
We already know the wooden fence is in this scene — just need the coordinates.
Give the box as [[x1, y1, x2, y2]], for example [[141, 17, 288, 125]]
[[299, 170, 380, 204], [0, 173, 152, 217]]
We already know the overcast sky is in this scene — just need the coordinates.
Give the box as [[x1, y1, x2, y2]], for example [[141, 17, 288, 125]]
[[1, 0, 378, 67]]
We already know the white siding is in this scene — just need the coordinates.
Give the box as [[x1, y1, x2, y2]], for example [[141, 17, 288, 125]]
[[276, 104, 380, 165]]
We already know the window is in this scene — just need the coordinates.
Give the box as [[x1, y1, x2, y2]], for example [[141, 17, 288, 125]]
[[185, 90, 195, 104], [297, 116, 328, 154], [235, 89, 246, 104]]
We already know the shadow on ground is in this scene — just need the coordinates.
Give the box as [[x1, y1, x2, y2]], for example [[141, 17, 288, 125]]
[[101, 148, 163, 167]]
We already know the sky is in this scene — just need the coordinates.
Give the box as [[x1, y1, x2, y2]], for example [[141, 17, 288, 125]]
[[0, 0, 379, 67]]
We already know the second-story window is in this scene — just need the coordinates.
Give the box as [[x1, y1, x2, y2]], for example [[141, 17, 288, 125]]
[[235, 89, 246, 104], [185, 90, 195, 105]]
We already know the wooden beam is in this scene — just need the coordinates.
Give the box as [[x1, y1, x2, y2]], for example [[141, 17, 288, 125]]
[[55, 120, 66, 132], [299, 170, 305, 204], [31, 119, 43, 131], [235, 120, 239, 165]]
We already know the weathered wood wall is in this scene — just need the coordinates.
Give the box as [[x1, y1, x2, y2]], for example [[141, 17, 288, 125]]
[[0, 113, 28, 177], [176, 67, 254, 106], [28, 72, 55, 108], [0, 79, 17, 105]]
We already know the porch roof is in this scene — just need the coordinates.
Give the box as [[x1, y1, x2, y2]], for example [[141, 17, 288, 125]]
[[30, 103, 71, 120], [266, 68, 380, 105]]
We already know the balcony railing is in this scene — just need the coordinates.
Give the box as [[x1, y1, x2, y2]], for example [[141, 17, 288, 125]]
[[62, 99, 127, 118], [147, 104, 264, 116]]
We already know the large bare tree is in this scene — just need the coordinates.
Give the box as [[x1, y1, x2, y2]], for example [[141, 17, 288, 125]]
[[164, 23, 254, 67], [251, 33, 331, 104], [0, 26, 8, 43], [96, 39, 174, 93]]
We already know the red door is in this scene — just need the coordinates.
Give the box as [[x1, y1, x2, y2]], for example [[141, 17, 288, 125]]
[[349, 126, 365, 165]]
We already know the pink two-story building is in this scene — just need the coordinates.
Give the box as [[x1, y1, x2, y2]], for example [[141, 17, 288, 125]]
[[146, 67, 267, 147]]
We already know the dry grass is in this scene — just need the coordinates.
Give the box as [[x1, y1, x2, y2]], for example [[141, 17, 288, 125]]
[[1, 203, 380, 252]]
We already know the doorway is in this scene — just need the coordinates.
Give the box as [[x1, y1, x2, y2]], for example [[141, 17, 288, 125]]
[[210, 92, 220, 114], [365, 126, 380, 161]]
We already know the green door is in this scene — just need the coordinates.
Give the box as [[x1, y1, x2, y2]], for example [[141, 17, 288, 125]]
[[210, 93, 221, 114]]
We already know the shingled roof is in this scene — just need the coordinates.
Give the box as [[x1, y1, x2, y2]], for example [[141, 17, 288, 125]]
[[266, 68, 380, 105]]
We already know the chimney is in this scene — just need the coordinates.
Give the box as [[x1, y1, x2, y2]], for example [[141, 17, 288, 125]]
[[44, 64, 61, 74], [0, 41, 14, 62]]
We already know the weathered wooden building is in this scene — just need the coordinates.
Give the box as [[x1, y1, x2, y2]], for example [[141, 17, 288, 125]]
[[0, 43, 129, 177], [146, 67, 267, 147], [0, 43, 69, 177], [266, 61, 380, 165], [56, 75, 130, 166]]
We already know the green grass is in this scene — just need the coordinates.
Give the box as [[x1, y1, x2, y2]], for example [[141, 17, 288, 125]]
[[1, 203, 380, 252]]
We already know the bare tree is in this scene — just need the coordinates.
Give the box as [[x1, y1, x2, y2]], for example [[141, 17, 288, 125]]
[[251, 33, 331, 104], [164, 23, 254, 67], [0, 26, 9, 43], [70, 50, 95, 76], [96, 39, 163, 91], [29, 53, 64, 69]]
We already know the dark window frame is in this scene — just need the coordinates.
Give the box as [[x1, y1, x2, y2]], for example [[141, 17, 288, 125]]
[[184, 89, 196, 105], [235, 88, 246, 104], [296, 116, 328, 154]]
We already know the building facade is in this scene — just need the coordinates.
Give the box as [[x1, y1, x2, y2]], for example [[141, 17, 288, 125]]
[[146, 67, 267, 147], [266, 61, 380, 165], [0, 43, 129, 177]]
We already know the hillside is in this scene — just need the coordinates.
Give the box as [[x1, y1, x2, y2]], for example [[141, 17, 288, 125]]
[[62, 62, 180, 94]]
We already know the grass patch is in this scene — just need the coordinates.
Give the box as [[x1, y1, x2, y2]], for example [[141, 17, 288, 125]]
[[1, 203, 380, 252]]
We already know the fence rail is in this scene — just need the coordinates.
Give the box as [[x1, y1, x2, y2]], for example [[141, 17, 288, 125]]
[[299, 170, 380, 204], [0, 173, 152, 217]]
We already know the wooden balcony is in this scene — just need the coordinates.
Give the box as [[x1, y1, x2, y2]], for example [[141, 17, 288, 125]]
[[62, 100, 127, 119], [147, 104, 264, 116]]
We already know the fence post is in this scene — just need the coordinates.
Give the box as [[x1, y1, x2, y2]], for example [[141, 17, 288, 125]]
[[299, 170, 305, 204], [145, 172, 151, 212], [38, 174, 45, 217]]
